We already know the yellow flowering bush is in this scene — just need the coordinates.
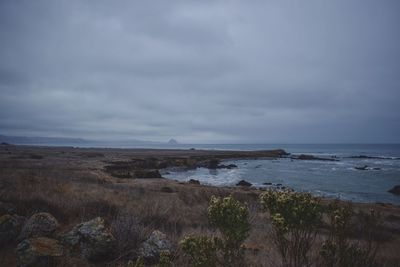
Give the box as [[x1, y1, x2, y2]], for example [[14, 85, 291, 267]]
[[181, 195, 250, 267], [260, 190, 322, 267]]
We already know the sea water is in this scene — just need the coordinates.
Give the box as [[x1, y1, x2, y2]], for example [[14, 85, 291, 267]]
[[162, 144, 400, 205]]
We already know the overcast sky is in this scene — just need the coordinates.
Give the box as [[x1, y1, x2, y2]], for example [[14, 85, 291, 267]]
[[0, 0, 399, 143]]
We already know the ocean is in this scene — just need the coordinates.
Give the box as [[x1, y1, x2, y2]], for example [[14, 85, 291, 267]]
[[162, 144, 400, 205]]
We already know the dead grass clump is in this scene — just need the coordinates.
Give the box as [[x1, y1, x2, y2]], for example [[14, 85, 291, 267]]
[[111, 210, 150, 259], [78, 199, 119, 222]]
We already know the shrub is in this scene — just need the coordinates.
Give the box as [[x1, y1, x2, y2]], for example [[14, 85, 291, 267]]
[[181, 235, 219, 267], [158, 251, 173, 267], [208, 195, 250, 266], [181, 195, 250, 267], [260, 190, 322, 267], [320, 201, 382, 267]]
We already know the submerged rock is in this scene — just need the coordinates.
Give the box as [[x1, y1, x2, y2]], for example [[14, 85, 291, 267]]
[[0, 214, 26, 246], [139, 230, 174, 264], [388, 185, 400, 196], [355, 165, 369, 171], [236, 180, 252, 187], [18, 213, 59, 241], [62, 217, 116, 261], [16, 237, 63, 267]]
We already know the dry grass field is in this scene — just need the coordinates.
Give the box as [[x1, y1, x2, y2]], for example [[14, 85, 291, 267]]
[[1, 144, 400, 266]]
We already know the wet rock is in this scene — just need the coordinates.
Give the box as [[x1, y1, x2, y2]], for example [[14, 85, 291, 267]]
[[188, 179, 200, 185], [139, 230, 174, 264], [236, 180, 252, 187], [218, 164, 238, 169], [62, 217, 116, 261], [355, 165, 369, 171], [18, 213, 59, 240], [0, 214, 26, 246], [0, 202, 16, 215], [388, 185, 400, 196], [16, 237, 63, 267]]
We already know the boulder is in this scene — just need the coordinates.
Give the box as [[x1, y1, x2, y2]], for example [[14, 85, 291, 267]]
[[188, 179, 200, 185], [16, 237, 63, 267], [18, 213, 59, 240], [0, 202, 16, 216], [236, 180, 252, 187], [139, 230, 174, 264], [388, 185, 400, 196], [62, 217, 116, 261], [0, 214, 26, 246]]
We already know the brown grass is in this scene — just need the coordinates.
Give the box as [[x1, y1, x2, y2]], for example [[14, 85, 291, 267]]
[[1, 145, 400, 266]]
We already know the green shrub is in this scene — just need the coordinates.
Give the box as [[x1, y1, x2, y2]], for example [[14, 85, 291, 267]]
[[208, 195, 250, 265], [320, 201, 381, 267], [158, 250, 173, 267], [181, 235, 219, 267], [260, 190, 322, 267], [181, 195, 250, 267]]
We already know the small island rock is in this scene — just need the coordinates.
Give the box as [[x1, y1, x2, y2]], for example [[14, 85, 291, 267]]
[[236, 180, 252, 187]]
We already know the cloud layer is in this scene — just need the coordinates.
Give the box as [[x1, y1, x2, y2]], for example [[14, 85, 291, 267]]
[[1, 0, 399, 143]]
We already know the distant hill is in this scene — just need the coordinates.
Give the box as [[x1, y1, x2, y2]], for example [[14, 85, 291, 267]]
[[0, 134, 179, 148], [0, 135, 87, 145], [168, 138, 178, 145]]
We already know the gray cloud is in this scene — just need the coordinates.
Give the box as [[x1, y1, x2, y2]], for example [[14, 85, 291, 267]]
[[0, 0, 399, 143]]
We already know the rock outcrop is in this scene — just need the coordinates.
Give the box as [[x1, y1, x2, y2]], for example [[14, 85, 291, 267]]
[[188, 179, 200, 185], [388, 185, 400, 196], [18, 213, 59, 241], [16, 237, 63, 267], [62, 217, 116, 262], [236, 180, 252, 187], [139, 230, 174, 264]]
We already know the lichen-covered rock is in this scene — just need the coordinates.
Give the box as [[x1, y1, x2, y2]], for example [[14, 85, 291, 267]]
[[0, 214, 26, 246], [62, 217, 116, 262], [139, 230, 174, 264], [0, 202, 16, 216], [18, 213, 59, 240], [16, 237, 63, 267]]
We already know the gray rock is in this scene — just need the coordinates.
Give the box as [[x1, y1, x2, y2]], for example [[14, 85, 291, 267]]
[[18, 213, 59, 241], [16, 237, 63, 267], [0, 214, 26, 246], [236, 180, 252, 187], [62, 217, 116, 262], [139, 230, 174, 264], [0, 202, 17, 216], [388, 185, 400, 195]]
